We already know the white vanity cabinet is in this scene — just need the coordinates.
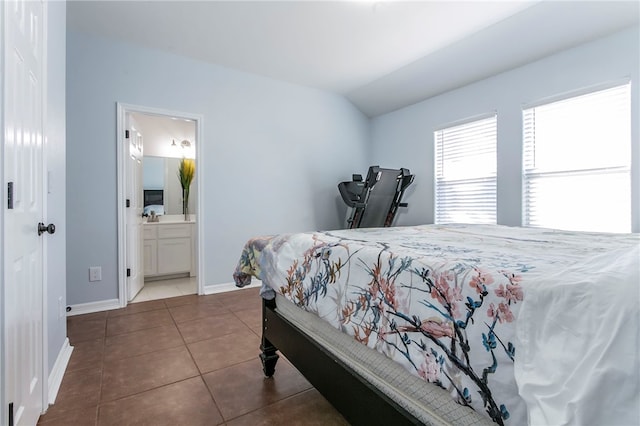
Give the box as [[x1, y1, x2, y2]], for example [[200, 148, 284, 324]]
[[143, 221, 195, 278], [143, 226, 158, 276]]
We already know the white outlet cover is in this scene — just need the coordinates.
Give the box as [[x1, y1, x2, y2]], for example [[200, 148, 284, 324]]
[[89, 266, 102, 282]]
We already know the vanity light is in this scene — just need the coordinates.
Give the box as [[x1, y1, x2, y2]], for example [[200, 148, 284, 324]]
[[170, 139, 191, 149]]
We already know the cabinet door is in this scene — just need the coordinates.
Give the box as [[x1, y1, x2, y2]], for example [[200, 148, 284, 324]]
[[143, 225, 158, 240], [143, 240, 158, 276], [157, 237, 192, 274]]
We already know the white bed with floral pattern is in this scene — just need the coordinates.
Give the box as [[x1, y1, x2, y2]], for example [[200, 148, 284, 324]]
[[234, 224, 639, 425]]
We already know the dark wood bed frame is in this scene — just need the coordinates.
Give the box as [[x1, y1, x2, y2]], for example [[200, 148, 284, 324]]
[[259, 297, 423, 425]]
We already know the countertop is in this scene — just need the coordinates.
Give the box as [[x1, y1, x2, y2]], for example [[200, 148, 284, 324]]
[[144, 214, 196, 224]]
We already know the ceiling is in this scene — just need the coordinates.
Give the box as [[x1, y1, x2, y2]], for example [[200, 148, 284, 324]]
[[67, 1, 639, 117]]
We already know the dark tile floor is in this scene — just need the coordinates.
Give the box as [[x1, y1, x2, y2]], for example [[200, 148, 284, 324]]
[[38, 287, 349, 426]]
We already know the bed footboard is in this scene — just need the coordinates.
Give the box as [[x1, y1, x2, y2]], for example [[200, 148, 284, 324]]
[[260, 297, 420, 426]]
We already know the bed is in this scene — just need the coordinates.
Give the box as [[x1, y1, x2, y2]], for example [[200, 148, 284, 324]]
[[233, 224, 639, 425]]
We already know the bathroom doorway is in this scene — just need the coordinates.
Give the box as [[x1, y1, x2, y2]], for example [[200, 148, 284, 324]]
[[116, 103, 204, 307]]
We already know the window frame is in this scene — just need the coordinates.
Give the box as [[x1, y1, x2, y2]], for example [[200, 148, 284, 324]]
[[521, 81, 632, 233], [433, 112, 498, 225]]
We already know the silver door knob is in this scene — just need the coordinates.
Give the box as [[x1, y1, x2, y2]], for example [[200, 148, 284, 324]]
[[37, 222, 56, 235]]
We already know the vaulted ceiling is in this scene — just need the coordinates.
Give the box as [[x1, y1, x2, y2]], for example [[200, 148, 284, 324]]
[[67, 1, 639, 117]]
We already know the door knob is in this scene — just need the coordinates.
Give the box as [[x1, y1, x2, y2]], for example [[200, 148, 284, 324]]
[[38, 222, 56, 236]]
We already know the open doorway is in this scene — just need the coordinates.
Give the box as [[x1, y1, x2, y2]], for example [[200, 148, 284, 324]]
[[116, 103, 204, 307]]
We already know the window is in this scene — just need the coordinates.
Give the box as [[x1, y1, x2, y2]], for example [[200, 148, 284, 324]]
[[522, 83, 631, 233], [434, 114, 497, 224]]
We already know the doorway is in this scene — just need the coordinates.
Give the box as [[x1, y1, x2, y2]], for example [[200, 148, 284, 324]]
[[116, 103, 203, 307]]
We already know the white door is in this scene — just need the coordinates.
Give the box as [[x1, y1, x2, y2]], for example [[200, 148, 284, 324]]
[[126, 116, 144, 301], [4, 0, 45, 425]]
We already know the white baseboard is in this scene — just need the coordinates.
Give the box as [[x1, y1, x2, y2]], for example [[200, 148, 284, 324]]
[[203, 280, 261, 295], [67, 298, 121, 316], [68, 284, 260, 314], [48, 338, 73, 404]]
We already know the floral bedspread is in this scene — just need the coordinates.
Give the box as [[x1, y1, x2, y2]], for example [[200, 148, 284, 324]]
[[233, 224, 640, 425]]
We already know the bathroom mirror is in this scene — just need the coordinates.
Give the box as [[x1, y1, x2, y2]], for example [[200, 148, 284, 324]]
[[142, 155, 197, 215]]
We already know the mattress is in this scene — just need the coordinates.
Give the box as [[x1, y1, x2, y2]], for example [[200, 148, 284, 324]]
[[274, 293, 494, 425]]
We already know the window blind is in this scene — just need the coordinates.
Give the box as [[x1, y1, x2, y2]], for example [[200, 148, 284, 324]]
[[522, 83, 631, 233], [435, 114, 497, 224]]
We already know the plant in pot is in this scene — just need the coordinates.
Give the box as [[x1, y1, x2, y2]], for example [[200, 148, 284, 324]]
[[178, 158, 195, 221]]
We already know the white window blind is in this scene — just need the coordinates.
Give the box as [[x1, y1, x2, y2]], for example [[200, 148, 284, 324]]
[[523, 83, 631, 233], [435, 115, 497, 224]]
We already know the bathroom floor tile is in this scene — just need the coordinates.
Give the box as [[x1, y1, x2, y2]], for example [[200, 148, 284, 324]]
[[132, 277, 197, 303], [140, 285, 182, 302]]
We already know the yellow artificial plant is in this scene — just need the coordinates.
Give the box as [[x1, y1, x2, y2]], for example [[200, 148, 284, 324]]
[[178, 158, 195, 219]]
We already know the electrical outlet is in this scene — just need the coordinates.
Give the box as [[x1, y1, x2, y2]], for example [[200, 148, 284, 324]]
[[89, 266, 102, 282], [58, 296, 64, 319]]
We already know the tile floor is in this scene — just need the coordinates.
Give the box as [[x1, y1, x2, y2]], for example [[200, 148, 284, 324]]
[[132, 276, 198, 303], [38, 287, 349, 426]]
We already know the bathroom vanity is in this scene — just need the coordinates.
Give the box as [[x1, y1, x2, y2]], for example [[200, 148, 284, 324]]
[[143, 215, 196, 279]]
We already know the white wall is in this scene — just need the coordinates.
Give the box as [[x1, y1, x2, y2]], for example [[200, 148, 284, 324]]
[[142, 157, 164, 190], [66, 31, 370, 304], [46, 0, 67, 373], [371, 26, 640, 231]]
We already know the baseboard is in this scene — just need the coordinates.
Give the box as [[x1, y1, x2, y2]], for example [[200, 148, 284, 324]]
[[67, 298, 121, 316], [203, 279, 261, 295], [68, 285, 260, 313], [144, 272, 190, 282], [48, 338, 73, 404]]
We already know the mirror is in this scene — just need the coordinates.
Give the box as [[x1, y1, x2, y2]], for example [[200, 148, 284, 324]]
[[131, 111, 196, 218], [143, 155, 197, 215]]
